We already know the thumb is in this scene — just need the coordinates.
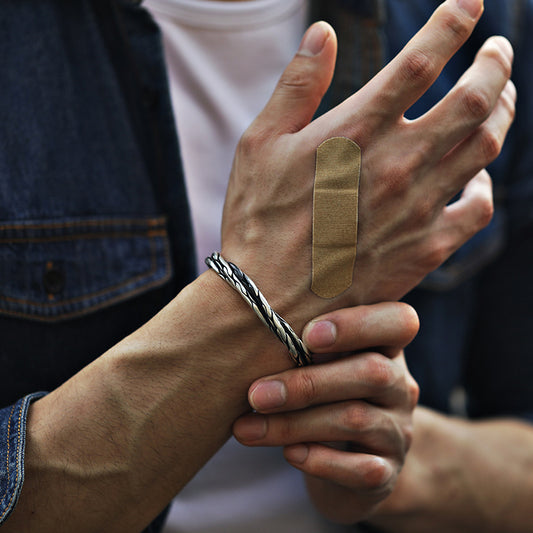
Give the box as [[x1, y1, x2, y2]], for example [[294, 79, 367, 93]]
[[255, 21, 337, 135]]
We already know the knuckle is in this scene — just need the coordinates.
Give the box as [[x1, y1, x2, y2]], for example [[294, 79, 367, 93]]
[[472, 193, 494, 230], [399, 48, 435, 85], [502, 91, 517, 123], [402, 143, 432, 176], [402, 421, 415, 453], [360, 458, 395, 495], [502, 80, 517, 115], [422, 238, 450, 271], [478, 127, 503, 163], [277, 424, 293, 443], [407, 376, 420, 410], [293, 371, 319, 407], [339, 401, 372, 433], [375, 158, 417, 201], [381, 167, 410, 198], [238, 124, 268, 156], [374, 146, 431, 207], [277, 61, 315, 97], [411, 195, 436, 226], [397, 303, 420, 342], [440, 11, 472, 42], [460, 86, 492, 121], [366, 355, 398, 391]]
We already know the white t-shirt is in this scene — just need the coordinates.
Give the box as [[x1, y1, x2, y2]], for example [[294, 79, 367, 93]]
[[146, 0, 308, 271], [144, 0, 352, 531]]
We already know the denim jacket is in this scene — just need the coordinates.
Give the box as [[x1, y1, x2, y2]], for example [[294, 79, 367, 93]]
[[0, 0, 195, 525], [1, 0, 532, 528]]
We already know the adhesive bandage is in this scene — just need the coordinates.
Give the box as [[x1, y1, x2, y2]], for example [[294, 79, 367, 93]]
[[311, 137, 361, 298]]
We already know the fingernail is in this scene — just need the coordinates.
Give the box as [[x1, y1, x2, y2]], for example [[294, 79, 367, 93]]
[[298, 21, 329, 57], [303, 320, 336, 349], [456, 0, 483, 18], [250, 380, 287, 411], [284, 444, 309, 464], [233, 415, 267, 441]]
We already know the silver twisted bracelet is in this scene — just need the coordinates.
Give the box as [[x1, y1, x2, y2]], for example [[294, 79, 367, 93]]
[[205, 252, 312, 367]]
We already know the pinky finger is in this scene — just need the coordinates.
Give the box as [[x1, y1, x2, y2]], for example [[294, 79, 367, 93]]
[[436, 79, 516, 200], [432, 169, 494, 256], [284, 443, 395, 496]]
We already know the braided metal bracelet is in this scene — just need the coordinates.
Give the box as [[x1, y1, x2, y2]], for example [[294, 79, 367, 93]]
[[205, 252, 312, 367]]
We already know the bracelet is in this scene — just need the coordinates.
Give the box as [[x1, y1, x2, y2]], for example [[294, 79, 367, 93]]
[[205, 252, 312, 367]]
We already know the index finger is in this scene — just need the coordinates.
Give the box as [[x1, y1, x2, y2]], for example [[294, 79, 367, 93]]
[[329, 0, 484, 128], [302, 302, 419, 355], [245, 350, 411, 414]]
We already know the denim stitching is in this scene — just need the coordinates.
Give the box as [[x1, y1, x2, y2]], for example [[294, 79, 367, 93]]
[[0, 231, 170, 309], [0, 233, 172, 321], [0, 404, 16, 522], [0, 216, 166, 232], [0, 273, 172, 322], [0, 229, 166, 244]]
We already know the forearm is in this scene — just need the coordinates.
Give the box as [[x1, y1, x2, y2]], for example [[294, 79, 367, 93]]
[[5, 271, 293, 532], [367, 406, 533, 533]]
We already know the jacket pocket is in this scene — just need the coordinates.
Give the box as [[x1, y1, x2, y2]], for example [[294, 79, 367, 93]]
[[0, 216, 172, 322]]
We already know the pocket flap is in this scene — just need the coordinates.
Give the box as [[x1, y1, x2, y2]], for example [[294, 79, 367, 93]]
[[0, 216, 172, 321]]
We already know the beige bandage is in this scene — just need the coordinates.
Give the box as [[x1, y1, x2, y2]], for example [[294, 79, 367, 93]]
[[311, 137, 361, 298]]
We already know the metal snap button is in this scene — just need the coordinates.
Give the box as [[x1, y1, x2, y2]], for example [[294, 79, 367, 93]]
[[43, 262, 65, 296]]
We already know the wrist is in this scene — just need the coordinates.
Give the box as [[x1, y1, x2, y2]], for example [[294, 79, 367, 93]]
[[147, 269, 298, 387], [205, 253, 312, 367]]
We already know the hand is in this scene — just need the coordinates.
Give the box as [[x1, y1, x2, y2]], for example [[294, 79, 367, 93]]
[[233, 302, 420, 523], [361, 408, 533, 533], [221, 0, 515, 325]]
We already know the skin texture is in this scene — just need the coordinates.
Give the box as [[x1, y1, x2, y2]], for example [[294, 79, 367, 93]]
[[4, 0, 514, 530]]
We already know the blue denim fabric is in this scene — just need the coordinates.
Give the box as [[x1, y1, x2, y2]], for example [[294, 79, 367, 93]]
[[0, 393, 45, 524], [0, 0, 194, 529], [405, 221, 533, 422], [0, 216, 172, 320]]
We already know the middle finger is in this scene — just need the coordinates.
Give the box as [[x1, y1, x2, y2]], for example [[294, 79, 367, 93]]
[[233, 400, 404, 457], [413, 36, 513, 164]]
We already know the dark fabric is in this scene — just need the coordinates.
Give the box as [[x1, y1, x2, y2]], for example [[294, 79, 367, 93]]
[[0, 1, 194, 529]]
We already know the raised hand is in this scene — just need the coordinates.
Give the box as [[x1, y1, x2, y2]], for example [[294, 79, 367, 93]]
[[221, 0, 515, 326]]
